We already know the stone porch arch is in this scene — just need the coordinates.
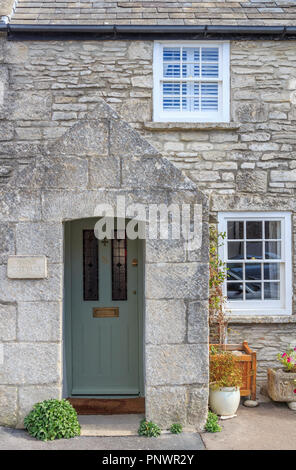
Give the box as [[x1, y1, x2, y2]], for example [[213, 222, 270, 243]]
[[0, 99, 209, 430]]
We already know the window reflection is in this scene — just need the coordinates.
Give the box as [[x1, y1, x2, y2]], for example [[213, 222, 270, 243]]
[[246, 221, 262, 239], [228, 241, 244, 259], [246, 283, 262, 300], [227, 221, 243, 240]]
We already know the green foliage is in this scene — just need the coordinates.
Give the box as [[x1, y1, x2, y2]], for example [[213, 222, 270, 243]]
[[205, 411, 222, 433], [277, 347, 296, 372], [170, 423, 183, 434], [209, 226, 228, 344], [24, 399, 81, 441], [210, 345, 218, 355], [210, 351, 243, 389], [138, 419, 161, 437]]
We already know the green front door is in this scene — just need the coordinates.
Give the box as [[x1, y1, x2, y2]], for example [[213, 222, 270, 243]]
[[66, 218, 142, 397]]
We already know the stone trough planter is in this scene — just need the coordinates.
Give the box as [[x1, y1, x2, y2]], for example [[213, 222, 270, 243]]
[[267, 368, 296, 410]]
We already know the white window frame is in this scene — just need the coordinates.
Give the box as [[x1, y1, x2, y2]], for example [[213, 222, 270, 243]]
[[218, 212, 292, 316], [153, 41, 230, 123]]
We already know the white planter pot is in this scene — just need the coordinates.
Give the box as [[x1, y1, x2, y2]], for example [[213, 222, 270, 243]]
[[209, 386, 240, 416]]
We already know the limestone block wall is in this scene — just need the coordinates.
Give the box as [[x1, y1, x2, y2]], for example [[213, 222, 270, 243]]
[[0, 35, 296, 406], [0, 47, 210, 429], [227, 320, 296, 390]]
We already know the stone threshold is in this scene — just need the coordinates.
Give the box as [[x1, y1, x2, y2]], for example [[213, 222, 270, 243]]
[[78, 414, 144, 437], [78, 414, 197, 437], [143, 122, 240, 131], [227, 315, 296, 324]]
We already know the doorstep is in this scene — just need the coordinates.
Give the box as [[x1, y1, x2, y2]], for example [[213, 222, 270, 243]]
[[78, 414, 144, 437]]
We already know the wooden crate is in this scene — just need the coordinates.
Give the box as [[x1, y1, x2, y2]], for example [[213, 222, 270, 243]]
[[209, 341, 257, 400]]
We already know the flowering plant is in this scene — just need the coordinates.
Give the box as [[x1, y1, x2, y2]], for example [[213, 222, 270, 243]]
[[277, 347, 296, 372]]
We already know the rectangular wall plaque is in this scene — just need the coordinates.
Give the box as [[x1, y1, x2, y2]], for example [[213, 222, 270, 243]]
[[93, 307, 119, 318], [7, 256, 47, 279]]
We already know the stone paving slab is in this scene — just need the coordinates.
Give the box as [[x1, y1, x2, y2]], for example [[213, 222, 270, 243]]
[[202, 402, 296, 450], [78, 414, 144, 437], [0, 426, 205, 450]]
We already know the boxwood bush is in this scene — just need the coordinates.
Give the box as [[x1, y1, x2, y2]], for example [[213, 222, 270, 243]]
[[24, 399, 81, 441]]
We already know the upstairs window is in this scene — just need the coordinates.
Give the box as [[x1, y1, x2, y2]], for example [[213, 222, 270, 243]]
[[218, 212, 292, 316], [153, 41, 230, 123]]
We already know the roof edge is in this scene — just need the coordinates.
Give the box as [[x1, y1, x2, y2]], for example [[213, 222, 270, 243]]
[[1, 24, 296, 40]]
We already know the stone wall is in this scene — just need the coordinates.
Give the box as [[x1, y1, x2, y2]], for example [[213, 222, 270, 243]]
[[227, 320, 296, 391], [0, 43, 210, 429], [0, 35, 296, 413]]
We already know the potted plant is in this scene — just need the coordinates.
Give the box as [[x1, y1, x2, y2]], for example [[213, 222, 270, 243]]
[[267, 347, 296, 410], [209, 351, 243, 417], [209, 227, 257, 401]]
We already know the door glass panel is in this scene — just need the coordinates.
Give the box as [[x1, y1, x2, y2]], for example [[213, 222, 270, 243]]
[[112, 231, 127, 301], [83, 230, 99, 301]]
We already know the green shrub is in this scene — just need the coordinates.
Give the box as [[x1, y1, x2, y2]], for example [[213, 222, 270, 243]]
[[138, 419, 161, 437], [170, 423, 183, 434], [205, 411, 222, 433], [24, 399, 81, 441]]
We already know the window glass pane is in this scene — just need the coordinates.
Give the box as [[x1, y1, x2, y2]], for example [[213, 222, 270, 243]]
[[246, 282, 262, 300], [201, 83, 218, 111], [265, 241, 281, 259], [245, 263, 261, 280], [163, 97, 180, 111], [182, 47, 200, 78], [246, 241, 262, 259], [163, 63, 180, 78], [246, 221, 262, 239], [201, 63, 219, 78], [227, 263, 243, 281], [163, 47, 180, 61], [264, 282, 280, 300], [201, 47, 219, 78], [182, 47, 200, 61], [83, 230, 98, 301], [227, 221, 243, 240], [265, 221, 281, 239], [201, 47, 219, 62], [182, 82, 199, 111], [228, 241, 244, 260], [112, 231, 127, 301], [227, 282, 243, 300], [162, 82, 180, 95], [264, 263, 280, 280]]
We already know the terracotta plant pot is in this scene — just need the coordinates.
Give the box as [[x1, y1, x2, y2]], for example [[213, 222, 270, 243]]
[[209, 386, 241, 416]]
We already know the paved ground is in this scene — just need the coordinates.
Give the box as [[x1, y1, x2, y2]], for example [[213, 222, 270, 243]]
[[1, 401, 296, 450], [202, 401, 296, 450], [0, 426, 204, 450]]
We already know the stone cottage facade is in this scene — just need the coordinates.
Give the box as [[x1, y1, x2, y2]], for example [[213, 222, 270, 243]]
[[1, 0, 296, 429]]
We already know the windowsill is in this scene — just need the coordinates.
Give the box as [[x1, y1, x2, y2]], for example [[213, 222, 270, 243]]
[[227, 315, 296, 324], [143, 122, 240, 131]]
